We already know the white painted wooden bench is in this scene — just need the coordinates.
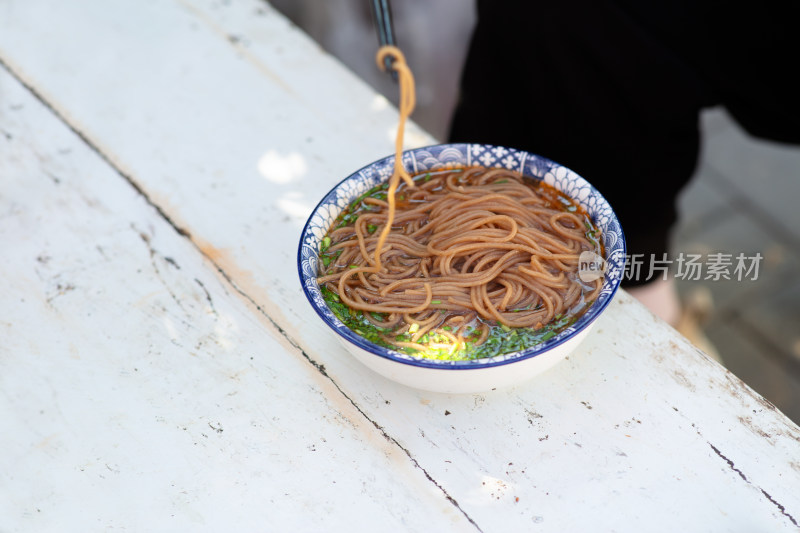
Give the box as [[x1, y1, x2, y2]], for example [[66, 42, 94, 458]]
[[1, 1, 798, 530]]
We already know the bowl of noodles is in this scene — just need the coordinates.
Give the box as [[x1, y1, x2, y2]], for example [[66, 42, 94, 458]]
[[298, 143, 625, 393]]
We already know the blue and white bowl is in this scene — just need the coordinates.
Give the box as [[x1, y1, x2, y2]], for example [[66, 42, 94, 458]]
[[298, 144, 625, 393]]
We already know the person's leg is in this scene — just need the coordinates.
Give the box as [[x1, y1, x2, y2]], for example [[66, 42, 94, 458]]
[[612, 0, 798, 341], [626, 278, 681, 325]]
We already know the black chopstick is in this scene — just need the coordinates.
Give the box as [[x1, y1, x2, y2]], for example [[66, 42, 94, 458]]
[[370, 0, 398, 79]]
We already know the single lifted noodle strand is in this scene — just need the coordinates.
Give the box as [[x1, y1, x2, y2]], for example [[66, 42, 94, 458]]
[[372, 45, 417, 271], [330, 45, 429, 313]]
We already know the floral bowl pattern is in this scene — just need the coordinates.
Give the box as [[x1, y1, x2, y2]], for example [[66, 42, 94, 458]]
[[298, 144, 625, 393]]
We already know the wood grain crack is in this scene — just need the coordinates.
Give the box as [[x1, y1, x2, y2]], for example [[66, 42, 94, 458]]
[[708, 442, 798, 527], [0, 57, 192, 242], [194, 278, 219, 317], [203, 259, 484, 532]]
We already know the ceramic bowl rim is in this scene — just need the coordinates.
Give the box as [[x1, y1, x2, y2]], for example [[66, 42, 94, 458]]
[[298, 143, 626, 370]]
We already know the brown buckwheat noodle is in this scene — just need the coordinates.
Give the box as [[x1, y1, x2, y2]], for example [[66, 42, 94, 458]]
[[316, 46, 602, 354]]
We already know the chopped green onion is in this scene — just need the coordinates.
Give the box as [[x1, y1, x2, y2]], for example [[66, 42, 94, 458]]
[[320, 236, 332, 252]]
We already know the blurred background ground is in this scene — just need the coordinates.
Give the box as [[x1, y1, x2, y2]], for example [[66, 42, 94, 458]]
[[271, 0, 800, 423], [673, 109, 800, 424]]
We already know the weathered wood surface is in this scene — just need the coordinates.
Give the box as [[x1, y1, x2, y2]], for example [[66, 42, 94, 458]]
[[0, 67, 473, 531], [1, 1, 798, 531]]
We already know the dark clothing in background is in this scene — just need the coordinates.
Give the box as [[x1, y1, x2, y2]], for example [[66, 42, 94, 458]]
[[449, 0, 799, 286]]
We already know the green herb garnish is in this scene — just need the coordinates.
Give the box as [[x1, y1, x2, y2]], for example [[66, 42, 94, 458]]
[[320, 284, 579, 361]]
